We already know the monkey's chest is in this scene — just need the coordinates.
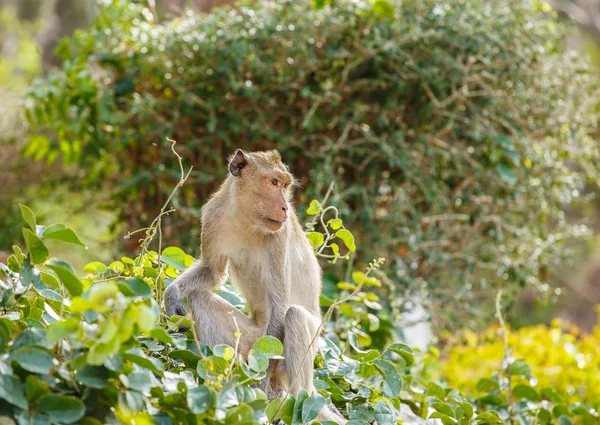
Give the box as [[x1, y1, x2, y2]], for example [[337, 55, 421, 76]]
[[227, 248, 268, 288]]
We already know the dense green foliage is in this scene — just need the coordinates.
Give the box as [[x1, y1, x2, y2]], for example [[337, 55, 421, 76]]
[[22, 0, 600, 330], [1, 204, 598, 425]]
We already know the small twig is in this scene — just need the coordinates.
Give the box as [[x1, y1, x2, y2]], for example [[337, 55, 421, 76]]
[[496, 290, 515, 423]]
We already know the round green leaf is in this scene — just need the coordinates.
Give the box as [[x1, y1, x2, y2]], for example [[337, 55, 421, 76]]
[[0, 375, 28, 409], [509, 359, 532, 378], [267, 395, 296, 424], [10, 344, 55, 374], [302, 391, 326, 423], [37, 395, 85, 424], [306, 200, 322, 215], [117, 278, 152, 300], [187, 385, 213, 414], [306, 232, 325, 251], [160, 246, 187, 270], [248, 336, 284, 373], [512, 384, 541, 402], [77, 365, 110, 388]]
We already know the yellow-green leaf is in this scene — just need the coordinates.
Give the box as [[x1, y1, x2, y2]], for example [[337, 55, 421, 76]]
[[335, 229, 356, 252]]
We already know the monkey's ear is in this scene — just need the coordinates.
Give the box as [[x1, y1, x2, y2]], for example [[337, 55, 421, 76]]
[[229, 149, 248, 177]]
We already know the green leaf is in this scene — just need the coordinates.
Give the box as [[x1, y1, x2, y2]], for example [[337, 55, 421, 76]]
[[372, 400, 396, 425], [327, 218, 342, 230], [150, 328, 174, 345], [330, 243, 339, 257], [557, 416, 572, 425], [122, 348, 164, 376], [302, 391, 326, 423], [306, 232, 325, 251], [427, 382, 446, 399], [43, 224, 86, 247], [497, 162, 517, 185], [124, 370, 153, 392], [83, 262, 108, 274], [0, 320, 9, 353], [19, 204, 37, 231], [292, 389, 308, 425], [0, 375, 28, 409], [267, 395, 296, 424], [46, 260, 83, 296], [476, 377, 500, 393], [197, 356, 230, 379], [430, 412, 456, 425], [460, 402, 474, 420], [509, 359, 532, 378], [372, 0, 395, 18], [160, 246, 187, 271], [118, 278, 152, 299], [335, 229, 356, 252], [432, 402, 456, 419], [10, 344, 55, 374], [248, 335, 284, 372], [22, 229, 49, 264], [77, 365, 110, 388], [570, 402, 597, 416], [387, 343, 415, 367], [541, 387, 562, 403], [348, 331, 368, 353], [512, 384, 541, 402], [37, 395, 85, 424], [475, 411, 502, 423], [187, 385, 212, 414], [47, 318, 80, 344], [373, 359, 402, 398], [170, 349, 202, 368], [306, 200, 322, 215], [25, 375, 50, 404]]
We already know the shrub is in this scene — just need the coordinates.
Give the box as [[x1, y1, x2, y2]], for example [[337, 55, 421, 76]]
[[10, 191, 600, 425], [22, 0, 600, 330], [1, 202, 598, 424], [438, 315, 600, 423]]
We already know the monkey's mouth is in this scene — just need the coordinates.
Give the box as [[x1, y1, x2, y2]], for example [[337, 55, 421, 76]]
[[267, 218, 284, 225]]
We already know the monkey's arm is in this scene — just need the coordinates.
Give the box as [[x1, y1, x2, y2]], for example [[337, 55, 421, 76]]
[[164, 258, 226, 317]]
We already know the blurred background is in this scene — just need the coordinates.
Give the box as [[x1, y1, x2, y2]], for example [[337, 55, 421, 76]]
[[1, 0, 600, 411]]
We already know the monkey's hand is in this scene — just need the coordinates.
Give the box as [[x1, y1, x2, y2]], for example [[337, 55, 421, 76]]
[[164, 283, 188, 323]]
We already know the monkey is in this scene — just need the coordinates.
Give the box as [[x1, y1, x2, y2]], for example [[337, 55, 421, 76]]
[[164, 149, 346, 423]]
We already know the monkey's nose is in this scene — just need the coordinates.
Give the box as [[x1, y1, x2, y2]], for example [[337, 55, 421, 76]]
[[282, 205, 288, 212]]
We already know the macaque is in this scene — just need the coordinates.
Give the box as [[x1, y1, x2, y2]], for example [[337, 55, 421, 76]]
[[165, 149, 345, 422]]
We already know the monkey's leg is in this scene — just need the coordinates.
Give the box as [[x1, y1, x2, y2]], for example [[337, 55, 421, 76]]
[[282, 305, 320, 395], [188, 289, 263, 353]]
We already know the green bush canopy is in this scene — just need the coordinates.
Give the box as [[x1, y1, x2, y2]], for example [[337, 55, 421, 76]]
[[24, 0, 599, 329]]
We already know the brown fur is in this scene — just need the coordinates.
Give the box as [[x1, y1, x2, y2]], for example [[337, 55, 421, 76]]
[[164, 149, 346, 422]]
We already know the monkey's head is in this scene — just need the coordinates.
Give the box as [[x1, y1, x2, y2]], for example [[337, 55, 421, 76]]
[[228, 149, 296, 233]]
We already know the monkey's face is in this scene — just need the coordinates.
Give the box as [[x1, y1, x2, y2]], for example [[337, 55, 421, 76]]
[[229, 149, 296, 233], [260, 175, 291, 231]]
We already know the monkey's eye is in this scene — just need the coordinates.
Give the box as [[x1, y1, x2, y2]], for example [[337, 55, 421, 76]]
[[284, 183, 289, 189], [271, 178, 279, 186]]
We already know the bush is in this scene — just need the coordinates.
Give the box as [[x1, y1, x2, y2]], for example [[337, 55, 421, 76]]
[[438, 314, 600, 423], [22, 0, 600, 330], [1, 202, 597, 425]]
